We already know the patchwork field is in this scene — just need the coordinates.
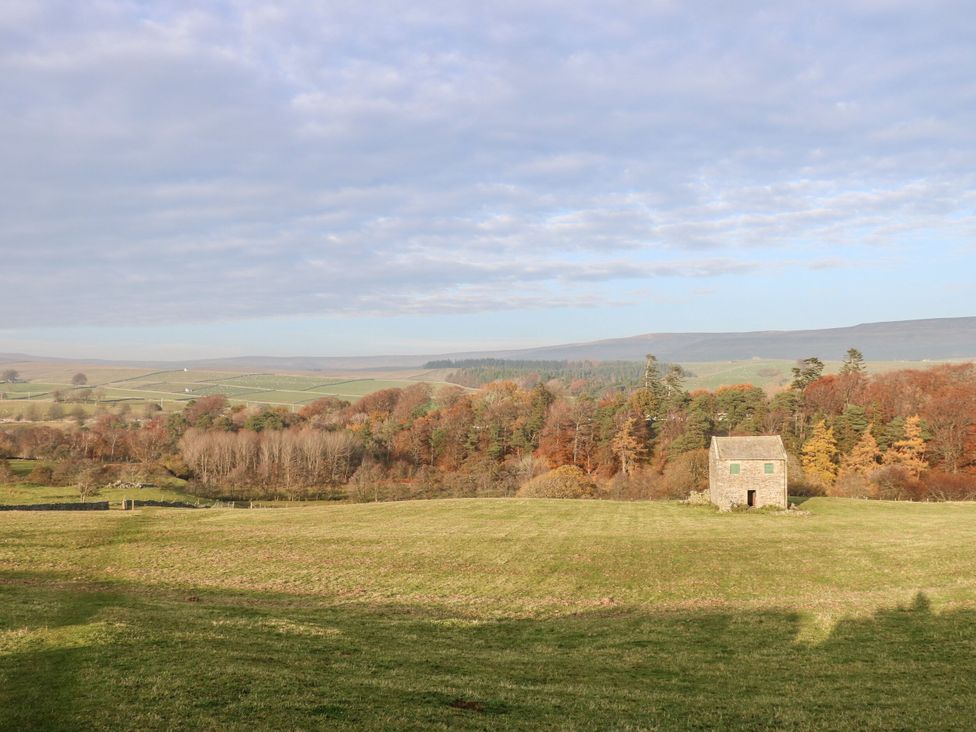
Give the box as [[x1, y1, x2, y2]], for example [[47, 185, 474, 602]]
[[0, 362, 457, 413], [2, 498, 976, 729]]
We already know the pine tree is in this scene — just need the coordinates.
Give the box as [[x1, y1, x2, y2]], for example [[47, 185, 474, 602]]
[[839, 348, 866, 376], [669, 408, 710, 456], [841, 427, 881, 477], [630, 354, 667, 421], [834, 404, 869, 453], [883, 415, 927, 477], [791, 357, 825, 390], [802, 420, 839, 487]]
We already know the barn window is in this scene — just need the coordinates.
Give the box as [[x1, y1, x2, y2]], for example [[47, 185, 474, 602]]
[[730, 463, 740, 475], [764, 463, 774, 474]]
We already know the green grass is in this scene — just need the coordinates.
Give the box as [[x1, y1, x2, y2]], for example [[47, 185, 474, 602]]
[[0, 460, 201, 506], [0, 482, 202, 506], [215, 373, 348, 390], [2, 498, 976, 729]]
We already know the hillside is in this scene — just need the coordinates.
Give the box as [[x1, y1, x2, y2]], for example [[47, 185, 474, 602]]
[[462, 316, 976, 363], [4, 317, 975, 372]]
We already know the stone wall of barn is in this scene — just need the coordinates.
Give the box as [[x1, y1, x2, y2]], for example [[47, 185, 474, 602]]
[[708, 451, 787, 510]]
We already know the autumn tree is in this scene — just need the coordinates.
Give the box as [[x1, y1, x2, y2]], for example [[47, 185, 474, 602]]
[[923, 379, 976, 472], [184, 395, 229, 428], [883, 415, 927, 477], [802, 420, 839, 487], [840, 427, 882, 477], [611, 416, 648, 477], [1, 369, 18, 383], [71, 372, 88, 386]]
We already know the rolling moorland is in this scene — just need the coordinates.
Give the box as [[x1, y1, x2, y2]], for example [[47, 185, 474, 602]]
[[3, 499, 976, 730]]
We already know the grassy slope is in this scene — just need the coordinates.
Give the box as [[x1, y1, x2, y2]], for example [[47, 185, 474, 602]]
[[680, 358, 967, 391], [2, 498, 976, 730]]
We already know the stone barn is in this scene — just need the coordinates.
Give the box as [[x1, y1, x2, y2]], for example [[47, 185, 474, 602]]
[[708, 436, 788, 510]]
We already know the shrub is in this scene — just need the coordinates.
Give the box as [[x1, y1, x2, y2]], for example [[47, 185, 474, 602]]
[[516, 465, 599, 499], [917, 471, 976, 501], [604, 469, 658, 500], [658, 448, 709, 499], [869, 465, 924, 501], [26, 463, 54, 485], [830, 471, 872, 498], [50, 459, 82, 486]]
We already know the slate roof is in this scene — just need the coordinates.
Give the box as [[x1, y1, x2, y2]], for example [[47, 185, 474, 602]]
[[711, 435, 787, 460]]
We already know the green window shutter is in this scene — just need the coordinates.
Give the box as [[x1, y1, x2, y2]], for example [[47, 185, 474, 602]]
[[764, 463, 774, 474], [730, 463, 740, 475]]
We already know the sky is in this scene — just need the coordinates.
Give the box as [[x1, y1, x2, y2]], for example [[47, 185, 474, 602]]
[[1, 1, 974, 360]]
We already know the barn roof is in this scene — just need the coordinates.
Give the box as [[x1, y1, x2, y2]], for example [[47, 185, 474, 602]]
[[711, 435, 787, 460]]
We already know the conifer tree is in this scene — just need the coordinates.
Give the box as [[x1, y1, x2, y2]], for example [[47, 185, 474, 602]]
[[791, 357, 825, 390], [834, 404, 869, 453], [841, 426, 882, 476], [612, 416, 648, 476], [802, 419, 839, 487], [630, 354, 666, 422], [883, 415, 927, 477], [839, 347, 866, 376]]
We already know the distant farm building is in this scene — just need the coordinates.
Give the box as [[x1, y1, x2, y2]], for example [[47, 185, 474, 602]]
[[708, 436, 788, 510]]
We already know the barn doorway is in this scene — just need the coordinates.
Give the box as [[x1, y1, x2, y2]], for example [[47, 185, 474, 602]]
[[747, 490, 756, 507]]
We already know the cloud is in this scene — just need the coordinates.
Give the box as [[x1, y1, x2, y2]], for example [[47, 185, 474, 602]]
[[1, 1, 974, 327]]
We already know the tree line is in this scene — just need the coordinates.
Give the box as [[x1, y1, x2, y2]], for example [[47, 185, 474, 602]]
[[426, 358, 684, 390], [1, 349, 974, 502]]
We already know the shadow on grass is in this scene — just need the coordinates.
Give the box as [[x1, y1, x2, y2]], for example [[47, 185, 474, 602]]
[[2, 574, 975, 731]]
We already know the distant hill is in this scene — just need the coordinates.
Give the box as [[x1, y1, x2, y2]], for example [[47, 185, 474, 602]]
[[476, 317, 976, 363], [2, 317, 975, 370]]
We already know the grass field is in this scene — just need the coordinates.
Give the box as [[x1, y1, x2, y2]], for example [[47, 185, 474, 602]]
[[2, 498, 976, 729], [681, 358, 967, 391], [0, 459, 202, 506]]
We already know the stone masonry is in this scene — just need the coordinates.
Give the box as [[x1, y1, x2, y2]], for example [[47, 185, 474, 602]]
[[708, 435, 788, 510]]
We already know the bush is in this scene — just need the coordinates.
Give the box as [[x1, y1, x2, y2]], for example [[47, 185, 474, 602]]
[[604, 469, 658, 500], [516, 465, 599, 499], [830, 471, 872, 498], [658, 448, 709, 499], [27, 463, 54, 485], [50, 459, 82, 486], [869, 465, 923, 501], [917, 471, 976, 501]]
